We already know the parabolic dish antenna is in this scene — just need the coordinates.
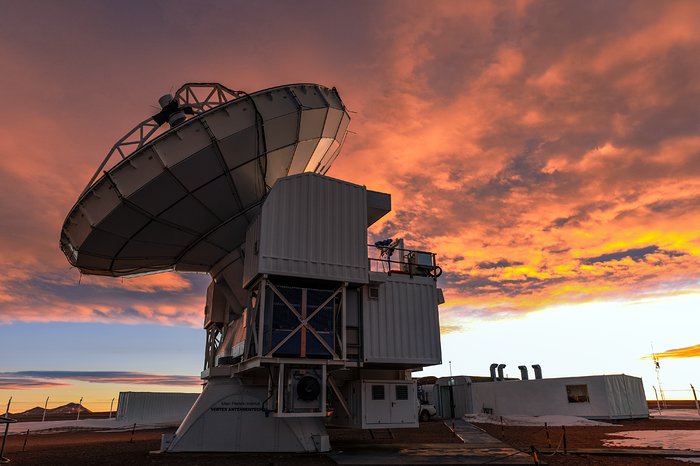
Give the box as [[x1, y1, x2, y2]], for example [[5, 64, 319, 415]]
[[60, 83, 350, 277]]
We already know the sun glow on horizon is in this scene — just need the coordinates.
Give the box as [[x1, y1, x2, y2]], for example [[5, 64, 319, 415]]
[[427, 291, 700, 400]]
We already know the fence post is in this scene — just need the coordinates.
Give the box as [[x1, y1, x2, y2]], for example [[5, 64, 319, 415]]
[[691, 384, 700, 417], [22, 429, 29, 452], [0, 421, 10, 461], [42, 397, 49, 423], [544, 422, 551, 448], [76, 397, 83, 421], [562, 425, 567, 455], [652, 386, 661, 414], [130, 423, 137, 443]]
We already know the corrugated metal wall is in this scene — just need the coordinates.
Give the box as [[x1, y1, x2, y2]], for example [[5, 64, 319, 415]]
[[248, 173, 368, 285], [242, 215, 261, 287], [116, 391, 200, 424], [362, 272, 442, 365], [604, 375, 648, 418]]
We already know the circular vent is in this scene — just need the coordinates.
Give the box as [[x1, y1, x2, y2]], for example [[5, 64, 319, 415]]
[[297, 376, 321, 401]]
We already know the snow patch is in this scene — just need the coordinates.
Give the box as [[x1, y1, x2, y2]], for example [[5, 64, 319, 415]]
[[6, 418, 179, 435], [464, 413, 616, 426], [603, 430, 700, 450], [650, 409, 700, 421]]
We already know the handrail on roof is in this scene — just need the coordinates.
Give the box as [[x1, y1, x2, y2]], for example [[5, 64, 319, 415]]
[[367, 243, 442, 279]]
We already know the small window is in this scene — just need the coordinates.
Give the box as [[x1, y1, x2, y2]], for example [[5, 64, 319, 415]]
[[371, 384, 385, 400], [395, 384, 409, 400], [369, 286, 379, 300], [566, 384, 590, 403]]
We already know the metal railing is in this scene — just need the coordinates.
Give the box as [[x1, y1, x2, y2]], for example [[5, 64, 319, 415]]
[[367, 244, 442, 278]]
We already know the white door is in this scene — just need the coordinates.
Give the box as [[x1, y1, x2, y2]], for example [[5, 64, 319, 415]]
[[364, 383, 391, 425], [390, 383, 416, 424]]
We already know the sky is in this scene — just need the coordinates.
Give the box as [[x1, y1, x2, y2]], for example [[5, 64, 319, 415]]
[[1, 0, 699, 412]]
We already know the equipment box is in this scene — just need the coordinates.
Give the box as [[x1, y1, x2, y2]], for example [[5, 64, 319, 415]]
[[340, 379, 418, 429]]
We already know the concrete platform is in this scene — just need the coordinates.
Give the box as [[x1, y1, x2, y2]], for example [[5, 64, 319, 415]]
[[330, 420, 534, 465]]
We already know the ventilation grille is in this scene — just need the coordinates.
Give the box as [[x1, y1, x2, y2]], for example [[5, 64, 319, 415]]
[[371, 384, 385, 400], [395, 384, 409, 400]]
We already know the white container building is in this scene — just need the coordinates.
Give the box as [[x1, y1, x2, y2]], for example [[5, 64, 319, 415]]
[[116, 391, 200, 424], [435, 374, 648, 420]]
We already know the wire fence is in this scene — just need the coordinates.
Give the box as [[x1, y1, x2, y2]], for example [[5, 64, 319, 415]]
[[648, 385, 700, 412], [4, 397, 119, 418]]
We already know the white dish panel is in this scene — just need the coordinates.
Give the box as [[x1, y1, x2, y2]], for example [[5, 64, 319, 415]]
[[157, 120, 212, 167], [204, 103, 256, 141], [109, 148, 166, 197]]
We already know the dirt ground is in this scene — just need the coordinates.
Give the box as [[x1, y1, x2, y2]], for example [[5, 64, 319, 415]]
[[2, 428, 335, 465], [2, 419, 699, 465]]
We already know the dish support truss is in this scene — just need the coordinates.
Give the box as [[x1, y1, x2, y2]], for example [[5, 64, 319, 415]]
[[80, 83, 246, 197]]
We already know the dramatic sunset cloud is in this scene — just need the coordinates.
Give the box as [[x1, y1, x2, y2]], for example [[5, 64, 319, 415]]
[[0, 0, 698, 334], [0, 376, 69, 390], [1, 371, 202, 388], [646, 344, 700, 360]]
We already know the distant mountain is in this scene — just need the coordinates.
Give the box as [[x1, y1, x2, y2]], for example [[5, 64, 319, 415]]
[[50, 402, 91, 415], [12, 402, 93, 417], [12, 406, 44, 417]]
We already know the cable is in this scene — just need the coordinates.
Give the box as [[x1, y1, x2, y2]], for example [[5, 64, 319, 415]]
[[479, 446, 536, 464]]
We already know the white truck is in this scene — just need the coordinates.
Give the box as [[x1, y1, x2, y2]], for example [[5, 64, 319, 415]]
[[417, 384, 438, 421], [418, 400, 437, 422]]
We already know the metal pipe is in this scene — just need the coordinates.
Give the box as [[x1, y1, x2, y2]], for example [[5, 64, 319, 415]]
[[518, 365, 529, 380], [532, 364, 542, 379], [497, 364, 506, 381], [489, 363, 498, 381]]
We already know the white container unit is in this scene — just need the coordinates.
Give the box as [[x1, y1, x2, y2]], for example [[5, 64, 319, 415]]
[[437, 374, 648, 420], [469, 374, 648, 419], [362, 272, 442, 366], [243, 173, 369, 287]]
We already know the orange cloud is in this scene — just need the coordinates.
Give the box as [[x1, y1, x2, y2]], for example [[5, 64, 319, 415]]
[[0, 1, 699, 327], [0, 377, 70, 390], [1, 371, 201, 389], [79, 272, 193, 293], [645, 344, 700, 360]]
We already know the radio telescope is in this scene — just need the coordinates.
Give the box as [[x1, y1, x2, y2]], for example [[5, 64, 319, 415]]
[[61, 83, 444, 453]]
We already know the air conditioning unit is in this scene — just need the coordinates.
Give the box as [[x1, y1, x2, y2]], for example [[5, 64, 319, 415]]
[[277, 364, 326, 417]]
